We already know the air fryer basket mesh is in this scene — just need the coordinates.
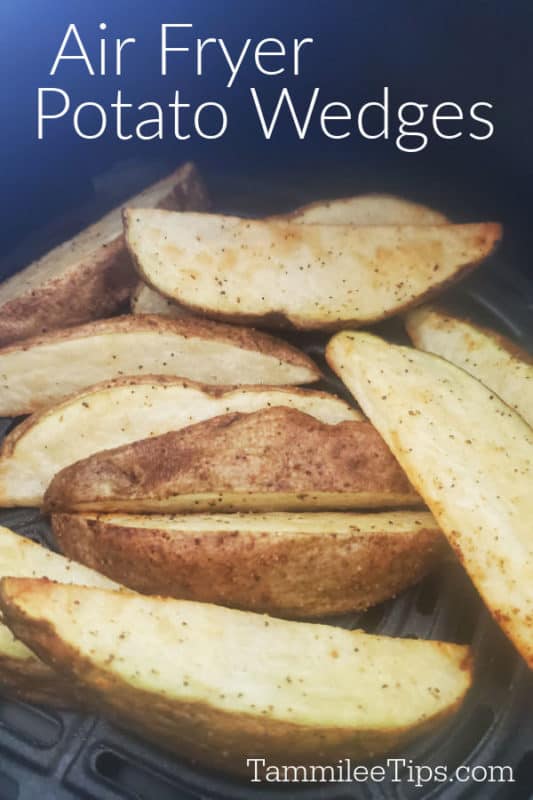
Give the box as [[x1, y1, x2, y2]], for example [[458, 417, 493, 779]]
[[0, 174, 531, 800]]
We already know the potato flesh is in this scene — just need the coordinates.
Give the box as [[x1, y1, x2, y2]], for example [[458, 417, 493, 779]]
[[1, 580, 470, 730], [0, 169, 194, 305], [406, 306, 533, 428], [0, 330, 318, 416], [126, 210, 500, 328], [134, 194, 448, 320], [55, 491, 420, 514], [53, 510, 443, 616], [132, 284, 190, 318], [0, 526, 117, 662], [327, 332, 533, 666], [0, 216, 118, 306], [43, 407, 420, 514], [0, 382, 360, 506], [289, 195, 448, 225], [83, 510, 435, 535]]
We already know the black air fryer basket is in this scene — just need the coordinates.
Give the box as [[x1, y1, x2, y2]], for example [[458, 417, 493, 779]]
[[0, 170, 531, 800]]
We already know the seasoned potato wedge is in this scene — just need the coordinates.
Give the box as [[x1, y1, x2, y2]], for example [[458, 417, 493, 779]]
[[134, 194, 448, 320], [44, 406, 421, 513], [125, 209, 500, 330], [0, 525, 117, 706], [0, 163, 208, 346], [406, 305, 533, 428], [0, 316, 320, 417], [0, 578, 472, 774], [0, 379, 358, 507], [52, 511, 444, 617], [327, 331, 533, 668], [283, 194, 449, 225], [131, 282, 191, 318]]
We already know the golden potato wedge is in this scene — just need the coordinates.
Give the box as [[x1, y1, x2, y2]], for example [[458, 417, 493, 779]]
[[52, 511, 444, 617], [283, 194, 449, 225], [0, 525, 117, 706], [406, 305, 533, 428], [135, 194, 447, 320], [0, 163, 208, 346], [0, 316, 320, 417], [327, 331, 533, 668], [125, 209, 500, 330], [0, 578, 472, 774], [0, 379, 359, 507], [44, 406, 420, 514]]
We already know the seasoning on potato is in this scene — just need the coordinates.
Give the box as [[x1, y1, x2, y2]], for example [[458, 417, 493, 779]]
[[52, 510, 444, 617], [0, 379, 359, 507], [0, 315, 321, 416], [43, 406, 422, 514], [125, 209, 500, 330], [0, 578, 473, 774], [327, 330, 533, 668]]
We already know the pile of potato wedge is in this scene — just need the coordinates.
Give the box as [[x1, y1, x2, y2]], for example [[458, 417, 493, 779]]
[[0, 160, 531, 778]]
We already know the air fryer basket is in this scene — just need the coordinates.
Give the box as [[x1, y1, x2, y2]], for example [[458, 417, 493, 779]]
[[0, 170, 531, 800]]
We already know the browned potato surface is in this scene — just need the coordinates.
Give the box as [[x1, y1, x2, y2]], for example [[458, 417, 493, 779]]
[[0, 163, 208, 345], [0, 578, 472, 775], [327, 331, 533, 668], [44, 406, 421, 514], [0, 379, 357, 507], [406, 304, 533, 427], [52, 510, 444, 617], [0, 525, 118, 706], [0, 316, 320, 416], [125, 210, 500, 330]]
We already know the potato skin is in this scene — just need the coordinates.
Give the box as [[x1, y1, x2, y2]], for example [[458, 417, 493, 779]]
[[53, 513, 444, 617], [327, 330, 533, 669], [0, 608, 467, 775], [0, 578, 472, 776], [0, 651, 83, 708], [0, 162, 209, 346], [0, 239, 136, 347], [44, 407, 420, 513], [126, 211, 501, 332], [0, 314, 320, 375]]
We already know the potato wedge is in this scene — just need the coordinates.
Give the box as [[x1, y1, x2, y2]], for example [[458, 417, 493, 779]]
[[125, 209, 500, 330], [0, 525, 117, 706], [134, 195, 448, 320], [406, 305, 533, 428], [283, 194, 449, 225], [0, 316, 320, 417], [0, 163, 208, 346], [44, 406, 420, 513], [0, 578, 472, 773], [52, 511, 443, 617], [0, 379, 359, 507], [327, 331, 533, 667], [131, 282, 191, 318]]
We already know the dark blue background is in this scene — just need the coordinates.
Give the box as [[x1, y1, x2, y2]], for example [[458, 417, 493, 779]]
[[2, 0, 533, 278]]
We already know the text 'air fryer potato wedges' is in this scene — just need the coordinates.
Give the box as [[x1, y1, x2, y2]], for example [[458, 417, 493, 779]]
[[0, 525, 118, 707], [0, 316, 321, 416], [132, 192, 449, 320], [44, 406, 421, 514], [125, 209, 500, 330], [0, 579, 472, 774], [0, 162, 208, 346], [0, 379, 360, 507], [406, 304, 533, 428], [52, 511, 444, 617], [327, 331, 533, 668]]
